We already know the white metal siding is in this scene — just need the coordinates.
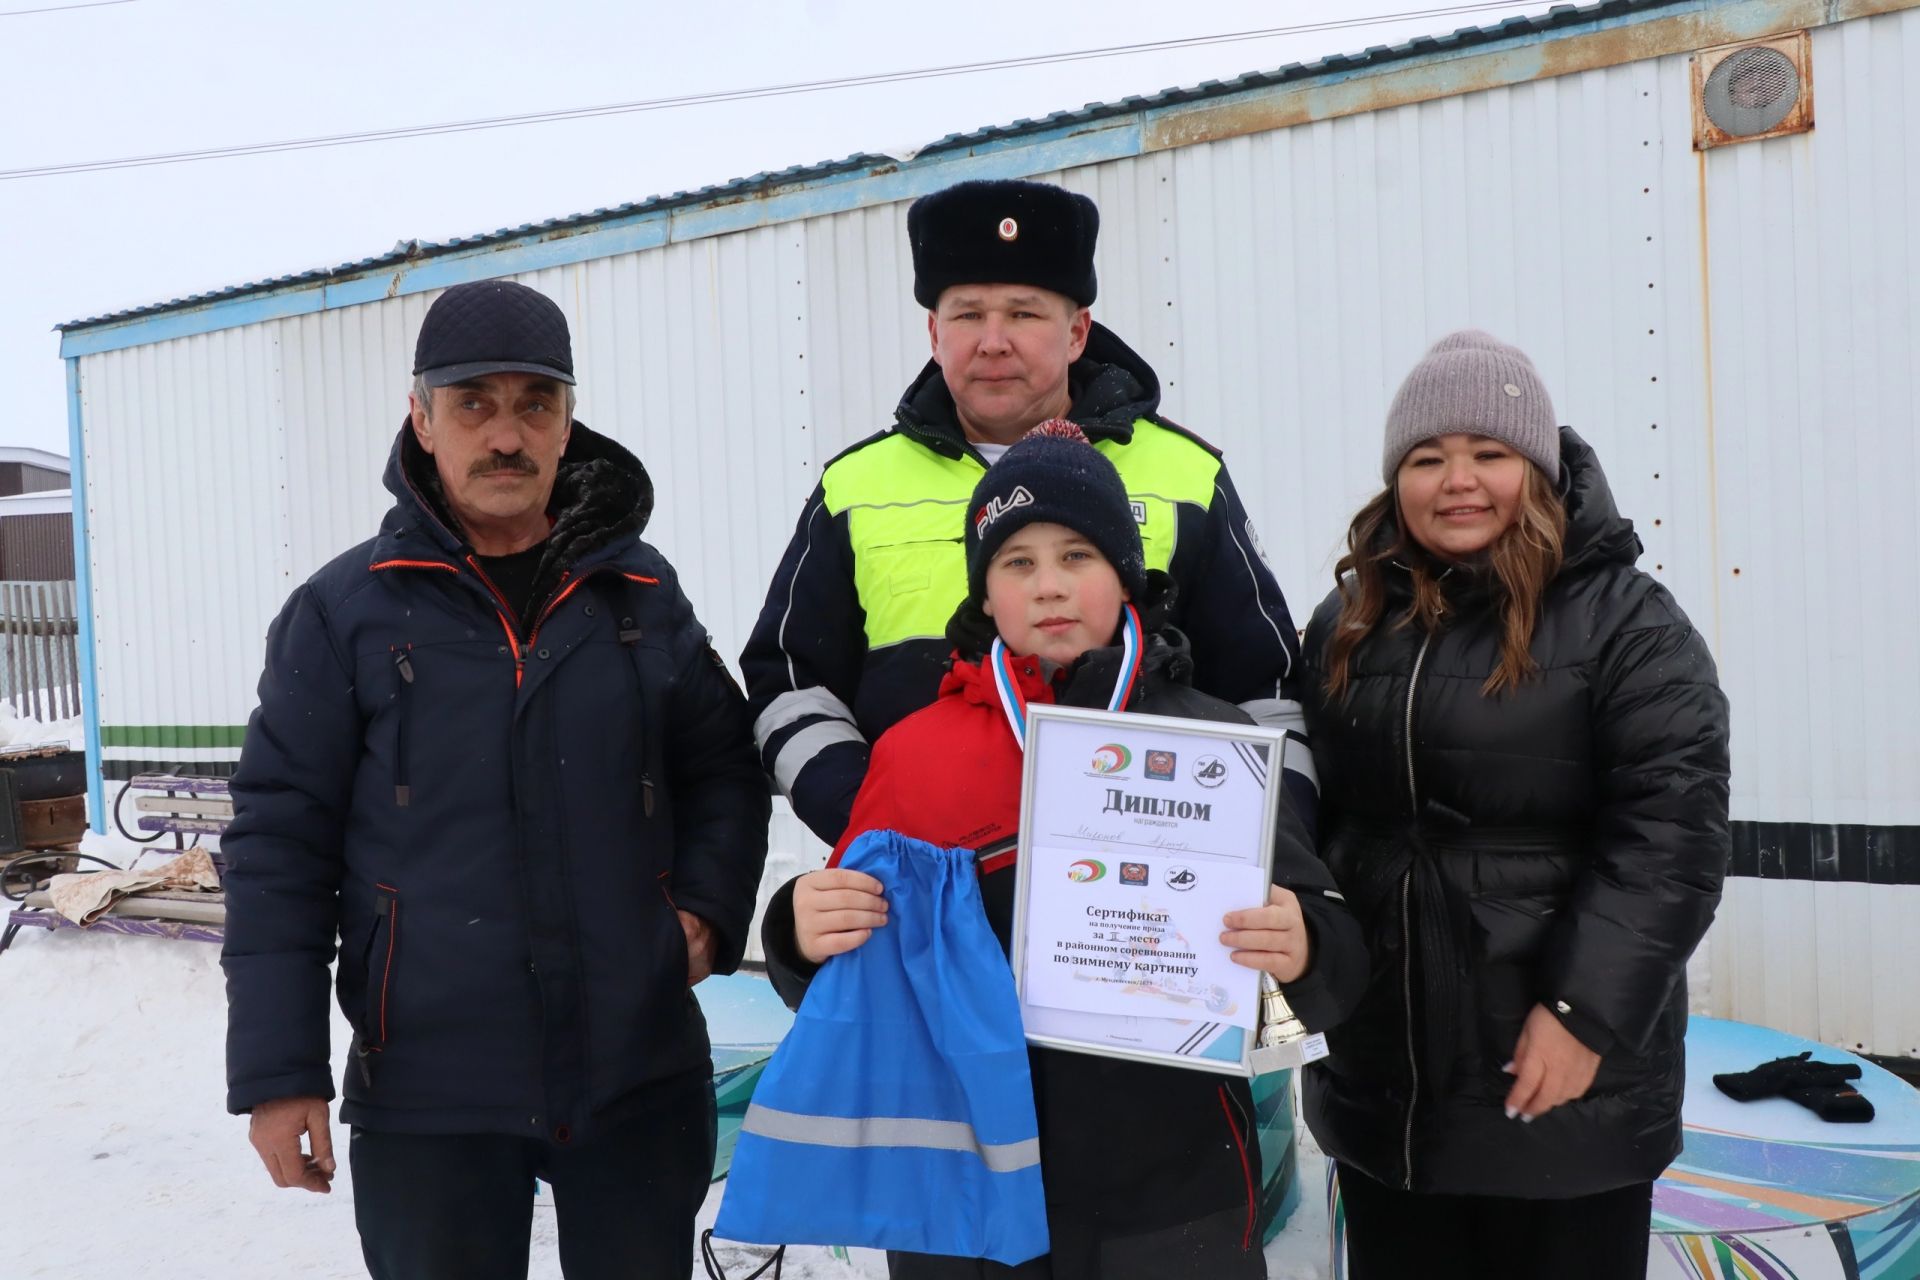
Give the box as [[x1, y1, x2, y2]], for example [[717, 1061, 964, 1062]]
[[72, 8, 1919, 1045], [1701, 10, 1920, 1055], [82, 328, 290, 766]]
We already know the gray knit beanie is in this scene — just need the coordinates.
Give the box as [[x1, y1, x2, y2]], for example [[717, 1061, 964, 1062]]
[[1381, 330, 1559, 484]]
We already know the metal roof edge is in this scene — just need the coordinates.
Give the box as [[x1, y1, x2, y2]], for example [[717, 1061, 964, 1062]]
[[0, 446, 72, 472], [59, 0, 1900, 353]]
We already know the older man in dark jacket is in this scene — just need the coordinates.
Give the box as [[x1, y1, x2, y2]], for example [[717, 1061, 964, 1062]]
[[222, 279, 769, 1280]]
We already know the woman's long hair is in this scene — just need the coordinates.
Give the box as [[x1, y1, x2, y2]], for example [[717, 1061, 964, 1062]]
[[1322, 463, 1567, 699]]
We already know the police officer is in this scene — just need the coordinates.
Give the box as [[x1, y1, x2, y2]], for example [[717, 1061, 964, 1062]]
[[742, 178, 1303, 846]]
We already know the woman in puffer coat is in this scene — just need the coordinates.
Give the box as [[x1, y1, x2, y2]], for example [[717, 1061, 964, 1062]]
[[1299, 331, 1730, 1280]]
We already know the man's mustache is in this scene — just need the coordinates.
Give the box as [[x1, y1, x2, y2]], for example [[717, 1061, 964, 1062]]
[[470, 453, 539, 478]]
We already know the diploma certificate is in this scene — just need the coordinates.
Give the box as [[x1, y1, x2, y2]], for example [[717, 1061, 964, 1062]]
[[1009, 703, 1298, 1076]]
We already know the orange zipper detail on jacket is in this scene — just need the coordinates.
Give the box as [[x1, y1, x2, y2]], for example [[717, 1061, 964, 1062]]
[[464, 555, 521, 627], [374, 883, 400, 1045], [489, 610, 523, 688], [463, 554, 531, 688], [369, 558, 459, 573], [527, 571, 584, 650]]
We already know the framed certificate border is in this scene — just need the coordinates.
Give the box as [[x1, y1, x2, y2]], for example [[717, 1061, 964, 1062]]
[[1008, 703, 1286, 1077]]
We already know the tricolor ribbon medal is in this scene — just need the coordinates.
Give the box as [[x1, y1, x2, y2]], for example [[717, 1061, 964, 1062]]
[[989, 603, 1143, 751]]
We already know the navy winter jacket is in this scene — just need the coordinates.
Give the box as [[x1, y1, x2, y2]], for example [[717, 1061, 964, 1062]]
[[222, 420, 770, 1143]]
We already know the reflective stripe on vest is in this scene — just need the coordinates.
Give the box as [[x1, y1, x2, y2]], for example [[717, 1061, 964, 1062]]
[[821, 421, 1221, 651]]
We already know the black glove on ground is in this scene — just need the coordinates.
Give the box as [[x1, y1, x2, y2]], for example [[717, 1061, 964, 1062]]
[[1713, 1051, 1875, 1123], [1784, 1077, 1876, 1123]]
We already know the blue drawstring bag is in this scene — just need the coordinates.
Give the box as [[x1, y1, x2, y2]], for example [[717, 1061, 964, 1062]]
[[714, 830, 1048, 1265]]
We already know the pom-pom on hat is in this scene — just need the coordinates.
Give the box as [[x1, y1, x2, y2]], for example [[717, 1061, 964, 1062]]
[[964, 420, 1146, 603]]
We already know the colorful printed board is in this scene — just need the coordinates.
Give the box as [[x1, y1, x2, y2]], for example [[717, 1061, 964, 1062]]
[[699, 970, 1301, 1238], [1651, 1017, 1920, 1280], [1323, 1017, 1920, 1279], [702, 971, 794, 1182]]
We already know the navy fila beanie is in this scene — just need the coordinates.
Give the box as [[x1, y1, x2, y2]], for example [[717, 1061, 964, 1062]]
[[965, 421, 1147, 603]]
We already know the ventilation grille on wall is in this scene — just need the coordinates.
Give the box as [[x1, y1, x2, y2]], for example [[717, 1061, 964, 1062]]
[[1693, 32, 1814, 149]]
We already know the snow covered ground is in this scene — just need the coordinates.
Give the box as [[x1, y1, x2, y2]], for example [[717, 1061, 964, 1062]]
[[1, 908, 1333, 1278], [0, 705, 1332, 1278]]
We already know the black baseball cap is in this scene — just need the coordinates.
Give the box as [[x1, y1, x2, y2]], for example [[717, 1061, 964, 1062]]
[[412, 279, 576, 388]]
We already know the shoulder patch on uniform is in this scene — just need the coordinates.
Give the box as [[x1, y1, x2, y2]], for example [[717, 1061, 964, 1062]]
[[1244, 517, 1273, 568]]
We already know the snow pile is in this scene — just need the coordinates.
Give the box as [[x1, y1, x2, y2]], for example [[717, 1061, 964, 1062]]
[[0, 697, 83, 752], [0, 828, 1330, 1277]]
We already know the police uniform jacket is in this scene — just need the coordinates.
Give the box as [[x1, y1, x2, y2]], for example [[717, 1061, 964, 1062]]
[[741, 323, 1301, 847]]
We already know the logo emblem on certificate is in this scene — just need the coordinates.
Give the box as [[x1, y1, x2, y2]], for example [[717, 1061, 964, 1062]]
[[1009, 704, 1324, 1077]]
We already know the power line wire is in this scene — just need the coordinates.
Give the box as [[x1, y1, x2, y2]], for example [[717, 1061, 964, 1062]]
[[0, 0, 1536, 181], [0, 0, 136, 17]]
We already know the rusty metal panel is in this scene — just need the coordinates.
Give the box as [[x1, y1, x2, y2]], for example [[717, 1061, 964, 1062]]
[[1692, 31, 1815, 148], [1140, 0, 1887, 153], [1695, 7, 1920, 1053]]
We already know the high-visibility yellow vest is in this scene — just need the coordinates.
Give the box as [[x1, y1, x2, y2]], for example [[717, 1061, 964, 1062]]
[[821, 420, 1221, 651]]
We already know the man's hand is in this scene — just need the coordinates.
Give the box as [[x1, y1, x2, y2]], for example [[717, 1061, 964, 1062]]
[[1222, 885, 1311, 984], [249, 1096, 335, 1193], [678, 909, 718, 986], [793, 868, 887, 966], [1504, 1003, 1602, 1121]]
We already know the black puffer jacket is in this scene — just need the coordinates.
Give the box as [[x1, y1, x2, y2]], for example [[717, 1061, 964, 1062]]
[[1299, 428, 1730, 1199]]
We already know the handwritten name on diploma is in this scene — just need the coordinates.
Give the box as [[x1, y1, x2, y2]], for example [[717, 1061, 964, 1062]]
[[1069, 823, 1194, 853]]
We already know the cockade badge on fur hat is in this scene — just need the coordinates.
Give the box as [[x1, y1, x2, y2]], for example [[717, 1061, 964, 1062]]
[[909, 179, 1100, 309]]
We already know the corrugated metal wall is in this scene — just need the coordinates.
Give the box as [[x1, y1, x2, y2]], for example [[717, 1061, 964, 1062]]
[[1699, 9, 1920, 1056], [71, 7, 1920, 1039], [0, 514, 75, 580], [19, 464, 67, 496]]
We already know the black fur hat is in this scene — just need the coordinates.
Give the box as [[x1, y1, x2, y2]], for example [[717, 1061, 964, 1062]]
[[908, 179, 1099, 310]]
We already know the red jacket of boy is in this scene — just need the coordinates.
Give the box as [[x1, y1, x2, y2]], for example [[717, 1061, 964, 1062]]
[[762, 619, 1366, 1279]]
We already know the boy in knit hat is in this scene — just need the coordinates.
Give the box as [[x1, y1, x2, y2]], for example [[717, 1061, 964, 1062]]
[[760, 423, 1365, 1280]]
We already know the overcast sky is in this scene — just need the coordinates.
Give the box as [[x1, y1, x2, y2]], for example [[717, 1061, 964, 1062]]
[[0, 0, 1547, 457]]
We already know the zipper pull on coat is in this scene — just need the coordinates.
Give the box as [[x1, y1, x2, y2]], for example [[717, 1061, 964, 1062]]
[[393, 649, 414, 805]]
